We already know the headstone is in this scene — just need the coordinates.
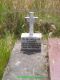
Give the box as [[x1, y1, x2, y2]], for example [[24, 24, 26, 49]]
[[21, 12, 42, 51]]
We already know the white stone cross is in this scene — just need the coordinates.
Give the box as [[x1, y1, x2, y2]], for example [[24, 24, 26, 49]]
[[25, 12, 38, 36]]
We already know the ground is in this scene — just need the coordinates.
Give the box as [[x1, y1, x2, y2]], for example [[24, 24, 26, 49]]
[[48, 38, 60, 80], [2, 40, 49, 80]]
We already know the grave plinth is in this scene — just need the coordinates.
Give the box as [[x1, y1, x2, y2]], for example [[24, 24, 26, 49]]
[[21, 12, 42, 51], [21, 33, 42, 51]]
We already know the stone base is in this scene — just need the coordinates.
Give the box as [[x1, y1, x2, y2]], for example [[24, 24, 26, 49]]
[[21, 33, 42, 51]]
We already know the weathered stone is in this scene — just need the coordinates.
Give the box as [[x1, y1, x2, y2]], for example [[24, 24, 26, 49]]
[[2, 40, 48, 80], [21, 33, 42, 51], [21, 12, 42, 51]]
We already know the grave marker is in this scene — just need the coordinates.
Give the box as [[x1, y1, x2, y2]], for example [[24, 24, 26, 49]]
[[21, 12, 42, 51], [25, 12, 38, 36]]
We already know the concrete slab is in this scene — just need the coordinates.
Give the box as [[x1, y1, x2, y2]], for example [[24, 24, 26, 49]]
[[48, 38, 60, 80], [2, 40, 48, 80]]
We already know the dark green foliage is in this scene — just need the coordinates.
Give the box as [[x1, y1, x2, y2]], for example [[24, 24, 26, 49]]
[[14, 13, 25, 38], [53, 27, 60, 37], [40, 22, 55, 34]]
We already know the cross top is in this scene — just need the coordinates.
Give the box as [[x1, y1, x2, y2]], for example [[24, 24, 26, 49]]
[[25, 12, 38, 37]]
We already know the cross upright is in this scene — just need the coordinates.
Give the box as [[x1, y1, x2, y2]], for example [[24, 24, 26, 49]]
[[25, 12, 38, 37]]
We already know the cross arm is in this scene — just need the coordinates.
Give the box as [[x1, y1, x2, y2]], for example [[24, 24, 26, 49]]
[[25, 17, 30, 19], [25, 17, 30, 22], [34, 17, 38, 19]]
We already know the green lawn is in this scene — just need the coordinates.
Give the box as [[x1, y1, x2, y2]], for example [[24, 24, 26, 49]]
[[0, 33, 16, 80]]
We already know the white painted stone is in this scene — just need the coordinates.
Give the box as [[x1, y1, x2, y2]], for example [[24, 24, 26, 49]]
[[21, 33, 42, 38], [15, 61, 21, 66], [25, 12, 38, 36]]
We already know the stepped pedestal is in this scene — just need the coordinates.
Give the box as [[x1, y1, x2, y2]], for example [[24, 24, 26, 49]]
[[21, 33, 42, 51]]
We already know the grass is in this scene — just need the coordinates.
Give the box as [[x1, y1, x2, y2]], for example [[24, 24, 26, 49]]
[[0, 33, 16, 80], [0, 1, 60, 79], [0, 12, 60, 80]]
